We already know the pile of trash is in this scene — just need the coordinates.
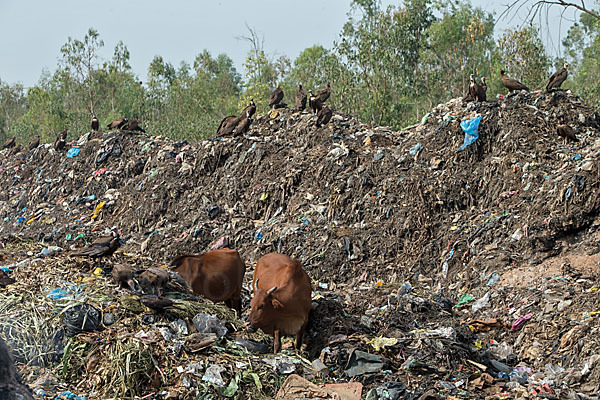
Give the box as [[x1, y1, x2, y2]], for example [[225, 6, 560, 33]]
[[0, 89, 599, 398]]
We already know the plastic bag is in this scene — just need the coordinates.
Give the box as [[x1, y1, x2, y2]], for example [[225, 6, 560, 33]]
[[457, 116, 482, 151], [63, 304, 101, 337], [192, 313, 227, 338]]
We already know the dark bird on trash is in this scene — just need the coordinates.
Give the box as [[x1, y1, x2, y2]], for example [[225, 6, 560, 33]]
[[140, 295, 181, 312], [316, 83, 331, 103], [241, 98, 257, 119], [546, 62, 568, 92], [26, 136, 40, 152], [468, 74, 480, 102], [557, 115, 578, 144], [500, 70, 529, 93], [107, 117, 128, 130], [309, 89, 323, 114], [316, 103, 333, 128], [122, 118, 145, 133], [478, 77, 487, 102], [91, 115, 99, 132], [112, 264, 134, 290], [296, 83, 307, 111], [0, 270, 16, 288], [216, 115, 240, 137], [246, 253, 312, 353], [233, 110, 252, 136], [269, 84, 284, 109], [10, 144, 21, 155], [2, 136, 15, 149], [54, 128, 67, 151], [138, 267, 170, 296], [71, 227, 120, 258], [171, 248, 246, 314]]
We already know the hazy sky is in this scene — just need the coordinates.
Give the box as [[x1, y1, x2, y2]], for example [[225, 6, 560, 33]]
[[0, 0, 575, 88]]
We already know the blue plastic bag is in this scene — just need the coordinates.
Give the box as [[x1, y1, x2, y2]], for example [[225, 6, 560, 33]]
[[66, 147, 81, 158], [457, 116, 482, 151]]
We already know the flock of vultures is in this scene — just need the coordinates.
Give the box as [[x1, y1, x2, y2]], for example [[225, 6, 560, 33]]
[[0, 61, 573, 156]]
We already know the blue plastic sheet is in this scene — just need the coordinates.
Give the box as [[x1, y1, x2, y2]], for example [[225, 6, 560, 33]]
[[66, 147, 81, 158], [457, 116, 482, 151], [56, 391, 87, 400]]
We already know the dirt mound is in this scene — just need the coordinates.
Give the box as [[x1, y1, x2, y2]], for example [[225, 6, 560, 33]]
[[1, 90, 600, 398]]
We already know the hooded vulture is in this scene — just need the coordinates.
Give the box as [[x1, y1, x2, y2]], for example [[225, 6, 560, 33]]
[[242, 99, 256, 119], [316, 83, 331, 103], [2, 136, 15, 149], [557, 115, 577, 143], [26, 136, 40, 152], [54, 128, 67, 151], [91, 115, 99, 132], [316, 103, 333, 128], [309, 90, 323, 114], [500, 70, 529, 93], [71, 227, 121, 258], [269, 85, 284, 108], [122, 118, 145, 133], [107, 117, 128, 130], [546, 62, 568, 92], [296, 84, 307, 111], [233, 111, 252, 136], [216, 115, 239, 137]]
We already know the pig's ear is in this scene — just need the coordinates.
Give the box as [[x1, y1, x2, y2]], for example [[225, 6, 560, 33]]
[[271, 298, 284, 309]]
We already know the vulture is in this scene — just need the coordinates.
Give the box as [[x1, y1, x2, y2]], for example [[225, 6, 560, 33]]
[[216, 115, 240, 137], [139, 267, 170, 296], [269, 85, 284, 109], [91, 115, 99, 132], [500, 70, 529, 93], [468, 74, 480, 102], [141, 296, 180, 311], [54, 128, 67, 151], [26, 135, 40, 152], [557, 115, 578, 143], [233, 111, 252, 136], [112, 264, 134, 289], [0, 270, 15, 288], [316, 103, 333, 128], [296, 84, 307, 111], [10, 144, 21, 156], [107, 117, 128, 130], [477, 77, 487, 102], [316, 83, 331, 103], [71, 227, 120, 258], [2, 136, 15, 149], [546, 62, 569, 92], [241, 99, 257, 119], [309, 89, 323, 114], [122, 118, 145, 133]]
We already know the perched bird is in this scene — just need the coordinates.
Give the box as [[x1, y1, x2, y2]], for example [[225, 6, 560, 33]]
[[2, 136, 16, 149], [500, 70, 529, 93], [316, 83, 331, 103], [468, 74, 480, 102], [269, 84, 284, 109], [10, 144, 21, 156], [0, 270, 16, 288], [216, 115, 240, 137], [122, 118, 145, 133], [26, 135, 40, 152], [112, 264, 134, 289], [71, 227, 120, 258], [91, 115, 99, 132], [557, 115, 578, 144], [241, 99, 257, 119], [107, 117, 128, 130], [296, 83, 307, 111], [546, 62, 569, 92], [54, 128, 67, 151], [309, 90, 323, 114], [478, 77, 487, 102], [140, 296, 180, 312], [316, 103, 333, 128], [233, 110, 252, 136]]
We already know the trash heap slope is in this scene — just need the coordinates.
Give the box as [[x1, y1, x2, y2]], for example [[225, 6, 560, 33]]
[[1, 90, 599, 288]]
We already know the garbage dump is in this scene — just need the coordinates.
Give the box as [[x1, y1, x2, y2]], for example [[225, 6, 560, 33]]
[[0, 90, 599, 398]]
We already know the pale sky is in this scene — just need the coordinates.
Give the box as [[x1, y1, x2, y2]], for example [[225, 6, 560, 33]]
[[0, 0, 575, 88]]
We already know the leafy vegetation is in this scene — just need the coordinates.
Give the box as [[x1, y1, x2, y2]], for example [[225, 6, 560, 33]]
[[0, 0, 598, 144]]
